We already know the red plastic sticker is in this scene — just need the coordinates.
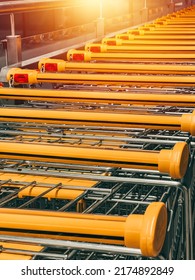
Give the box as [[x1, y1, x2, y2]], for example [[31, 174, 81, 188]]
[[90, 46, 101, 53], [72, 53, 85, 61], [106, 40, 116, 46], [45, 63, 58, 72], [14, 73, 29, 83]]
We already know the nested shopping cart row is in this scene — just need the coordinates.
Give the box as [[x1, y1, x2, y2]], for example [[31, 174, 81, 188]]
[[1, 4, 195, 260], [0, 119, 194, 259]]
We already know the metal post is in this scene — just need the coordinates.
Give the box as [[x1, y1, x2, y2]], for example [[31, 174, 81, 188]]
[[99, 0, 103, 18], [144, 0, 147, 9], [96, 0, 104, 38], [1, 39, 8, 66], [6, 13, 22, 66], [142, 0, 148, 22], [10, 13, 15, 36], [169, 0, 175, 12]]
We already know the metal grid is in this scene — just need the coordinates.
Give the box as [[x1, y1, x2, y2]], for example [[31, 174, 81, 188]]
[[0, 119, 193, 260], [0, 121, 192, 150], [1, 102, 195, 116], [0, 162, 190, 260]]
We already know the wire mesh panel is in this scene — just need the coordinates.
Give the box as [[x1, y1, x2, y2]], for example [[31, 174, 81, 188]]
[[0, 156, 192, 260], [0, 120, 193, 260]]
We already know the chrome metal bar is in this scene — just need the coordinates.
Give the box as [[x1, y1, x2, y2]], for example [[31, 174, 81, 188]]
[[0, 181, 37, 207], [17, 183, 63, 208], [0, 235, 142, 257], [0, 129, 188, 145], [0, 246, 67, 260]]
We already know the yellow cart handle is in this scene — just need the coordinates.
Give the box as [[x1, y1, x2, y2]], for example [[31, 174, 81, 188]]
[[0, 141, 189, 179], [0, 202, 167, 257]]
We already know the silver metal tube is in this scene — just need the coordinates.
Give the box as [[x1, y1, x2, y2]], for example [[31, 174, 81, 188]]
[[0, 247, 67, 260], [10, 13, 15, 36], [144, 0, 147, 9], [0, 235, 142, 256]]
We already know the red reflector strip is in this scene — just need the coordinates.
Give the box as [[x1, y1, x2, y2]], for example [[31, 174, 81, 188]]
[[120, 35, 129, 40], [72, 53, 85, 61], [106, 40, 116, 46], [45, 63, 58, 72], [14, 73, 29, 83], [90, 46, 101, 53], [131, 31, 140, 35], [156, 21, 164, 25]]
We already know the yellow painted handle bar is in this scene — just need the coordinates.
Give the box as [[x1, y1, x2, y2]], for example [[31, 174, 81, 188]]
[[128, 29, 195, 36], [141, 23, 195, 30], [2, 87, 195, 107], [0, 202, 167, 257], [38, 57, 195, 74], [141, 23, 195, 29], [102, 37, 195, 46], [85, 42, 195, 53], [0, 107, 195, 135], [0, 141, 189, 179], [6, 68, 195, 87], [67, 49, 195, 63], [116, 33, 195, 41]]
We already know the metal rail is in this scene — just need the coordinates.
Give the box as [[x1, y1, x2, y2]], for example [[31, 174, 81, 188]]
[[102, 37, 195, 46], [85, 42, 195, 53], [0, 0, 85, 14], [0, 202, 167, 257], [38, 57, 195, 74], [5, 67, 195, 87], [67, 49, 195, 63], [0, 107, 194, 135], [0, 139, 189, 179], [2, 87, 195, 108], [116, 33, 195, 40]]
